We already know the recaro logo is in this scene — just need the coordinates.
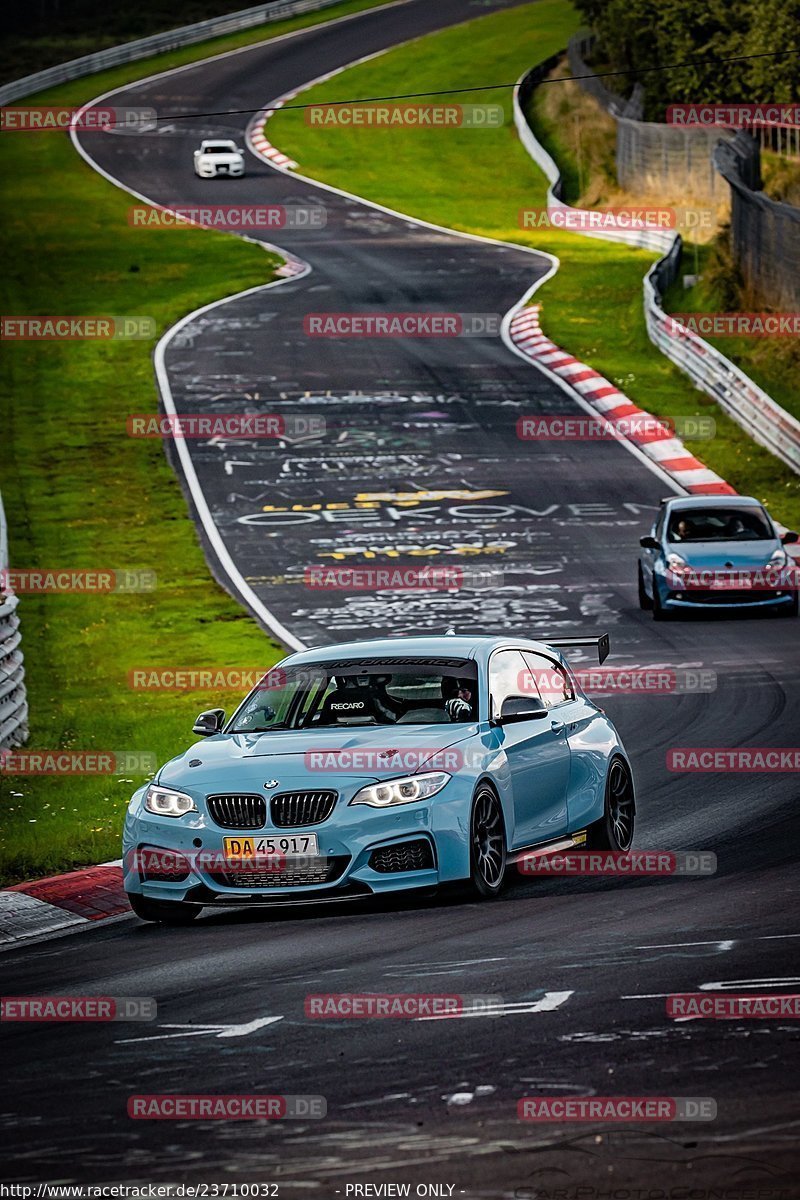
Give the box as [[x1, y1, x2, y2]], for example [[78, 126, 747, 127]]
[[330, 701, 365, 711]]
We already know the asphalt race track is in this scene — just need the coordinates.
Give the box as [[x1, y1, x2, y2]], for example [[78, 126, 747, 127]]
[[4, 0, 799, 1192]]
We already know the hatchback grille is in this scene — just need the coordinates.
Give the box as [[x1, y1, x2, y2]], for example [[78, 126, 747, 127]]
[[207, 794, 266, 829], [671, 589, 782, 604], [369, 839, 435, 874], [209, 856, 348, 889], [270, 790, 336, 827]]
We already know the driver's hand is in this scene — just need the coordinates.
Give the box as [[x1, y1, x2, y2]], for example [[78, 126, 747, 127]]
[[445, 698, 471, 721]]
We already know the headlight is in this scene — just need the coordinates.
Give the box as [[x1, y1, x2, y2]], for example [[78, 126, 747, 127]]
[[768, 548, 788, 568], [349, 771, 451, 809], [666, 552, 690, 574], [144, 784, 197, 818]]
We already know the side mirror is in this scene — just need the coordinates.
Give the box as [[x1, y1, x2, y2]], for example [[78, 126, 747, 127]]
[[640, 535, 659, 550], [192, 708, 225, 737], [781, 530, 799, 545], [499, 695, 549, 723]]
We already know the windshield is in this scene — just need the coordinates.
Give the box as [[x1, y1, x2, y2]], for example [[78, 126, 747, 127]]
[[228, 658, 479, 732], [204, 143, 236, 154], [667, 507, 773, 543]]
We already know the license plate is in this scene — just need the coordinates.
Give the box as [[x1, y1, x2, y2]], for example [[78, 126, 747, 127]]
[[712, 575, 751, 589], [223, 834, 319, 859]]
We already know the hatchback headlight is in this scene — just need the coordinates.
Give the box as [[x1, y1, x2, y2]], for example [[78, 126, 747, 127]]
[[349, 771, 451, 809], [144, 784, 197, 818], [666, 552, 690, 574], [768, 548, 788, 568]]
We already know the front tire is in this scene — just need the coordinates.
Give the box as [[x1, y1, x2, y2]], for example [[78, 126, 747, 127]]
[[587, 758, 635, 850], [777, 592, 799, 617], [652, 573, 670, 621], [638, 563, 653, 610], [469, 785, 507, 898], [127, 893, 200, 924]]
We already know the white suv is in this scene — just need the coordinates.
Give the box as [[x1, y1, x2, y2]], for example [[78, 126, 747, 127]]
[[193, 140, 245, 178]]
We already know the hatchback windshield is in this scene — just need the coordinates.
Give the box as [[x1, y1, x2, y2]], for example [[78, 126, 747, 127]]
[[229, 659, 479, 732], [667, 507, 772, 543]]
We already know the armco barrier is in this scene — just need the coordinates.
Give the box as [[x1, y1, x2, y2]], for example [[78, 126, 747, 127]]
[[0, 493, 29, 750], [0, 0, 361, 105], [514, 63, 800, 477]]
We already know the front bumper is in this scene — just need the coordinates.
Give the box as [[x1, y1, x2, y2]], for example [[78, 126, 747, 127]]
[[662, 590, 795, 610], [654, 570, 796, 611], [123, 780, 473, 905], [195, 163, 244, 178]]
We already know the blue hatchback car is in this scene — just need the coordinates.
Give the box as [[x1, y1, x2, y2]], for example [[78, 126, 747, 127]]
[[638, 495, 799, 619], [123, 633, 635, 923]]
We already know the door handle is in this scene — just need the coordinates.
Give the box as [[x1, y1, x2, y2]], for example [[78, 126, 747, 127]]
[[551, 719, 565, 733]]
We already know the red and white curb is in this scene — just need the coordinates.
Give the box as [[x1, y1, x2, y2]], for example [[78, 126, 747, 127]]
[[249, 95, 300, 170], [0, 860, 129, 947], [509, 305, 736, 496]]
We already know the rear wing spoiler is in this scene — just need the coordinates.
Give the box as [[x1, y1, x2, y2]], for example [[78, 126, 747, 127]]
[[543, 633, 610, 665]]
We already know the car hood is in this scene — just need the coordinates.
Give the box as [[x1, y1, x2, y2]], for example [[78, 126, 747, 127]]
[[157, 723, 477, 791], [666, 539, 781, 569]]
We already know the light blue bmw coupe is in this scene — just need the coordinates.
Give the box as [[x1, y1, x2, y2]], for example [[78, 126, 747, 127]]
[[123, 633, 634, 922]]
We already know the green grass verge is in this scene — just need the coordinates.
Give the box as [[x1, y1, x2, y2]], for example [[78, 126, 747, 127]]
[[0, 0, 396, 885], [266, 0, 800, 529], [4, 0, 400, 102]]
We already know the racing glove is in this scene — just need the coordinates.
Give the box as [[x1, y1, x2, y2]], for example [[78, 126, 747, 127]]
[[445, 698, 471, 721]]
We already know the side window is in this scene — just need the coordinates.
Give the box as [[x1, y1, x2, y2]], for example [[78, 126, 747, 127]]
[[654, 506, 666, 539], [488, 650, 531, 720], [521, 651, 574, 708]]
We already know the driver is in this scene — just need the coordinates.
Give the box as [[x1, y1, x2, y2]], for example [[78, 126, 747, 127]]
[[443, 678, 475, 722]]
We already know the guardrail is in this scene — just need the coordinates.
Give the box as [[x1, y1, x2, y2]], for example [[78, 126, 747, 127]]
[[514, 63, 800, 477], [0, 492, 29, 750], [0, 0, 353, 104]]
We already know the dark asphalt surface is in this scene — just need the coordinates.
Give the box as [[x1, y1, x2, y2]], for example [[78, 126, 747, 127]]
[[4, 0, 799, 1193]]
